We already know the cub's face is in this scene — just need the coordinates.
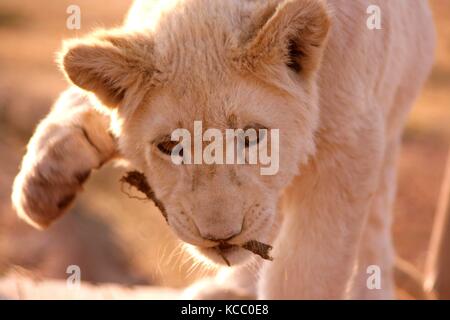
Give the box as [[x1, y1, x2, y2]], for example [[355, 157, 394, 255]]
[[61, 0, 330, 265], [120, 76, 318, 265]]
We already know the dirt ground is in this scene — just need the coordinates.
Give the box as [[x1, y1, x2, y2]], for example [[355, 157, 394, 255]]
[[0, 0, 449, 292]]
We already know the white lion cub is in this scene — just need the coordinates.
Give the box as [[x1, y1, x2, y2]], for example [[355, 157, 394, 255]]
[[12, 0, 435, 299]]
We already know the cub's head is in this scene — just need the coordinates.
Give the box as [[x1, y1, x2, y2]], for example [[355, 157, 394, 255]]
[[60, 0, 330, 265]]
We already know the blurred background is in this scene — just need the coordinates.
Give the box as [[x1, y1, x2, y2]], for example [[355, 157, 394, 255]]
[[0, 0, 449, 293]]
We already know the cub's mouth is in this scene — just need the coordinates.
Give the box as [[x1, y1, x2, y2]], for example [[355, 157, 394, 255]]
[[197, 244, 242, 266], [214, 242, 241, 266], [195, 241, 274, 266]]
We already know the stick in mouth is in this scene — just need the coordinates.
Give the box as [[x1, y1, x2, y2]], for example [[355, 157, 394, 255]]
[[215, 241, 274, 266], [121, 170, 274, 264]]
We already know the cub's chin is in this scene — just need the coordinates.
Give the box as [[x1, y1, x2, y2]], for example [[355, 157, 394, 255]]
[[185, 244, 253, 267]]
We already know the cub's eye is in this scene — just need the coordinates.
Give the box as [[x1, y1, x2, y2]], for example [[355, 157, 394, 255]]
[[156, 140, 182, 156], [243, 124, 267, 148]]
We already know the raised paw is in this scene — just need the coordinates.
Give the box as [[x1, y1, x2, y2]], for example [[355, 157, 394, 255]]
[[12, 89, 116, 229]]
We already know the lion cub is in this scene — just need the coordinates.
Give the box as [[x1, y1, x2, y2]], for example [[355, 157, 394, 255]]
[[12, 0, 435, 299]]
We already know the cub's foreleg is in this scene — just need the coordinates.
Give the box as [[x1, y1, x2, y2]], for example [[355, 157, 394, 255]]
[[349, 138, 399, 299], [12, 87, 117, 229], [259, 115, 385, 299]]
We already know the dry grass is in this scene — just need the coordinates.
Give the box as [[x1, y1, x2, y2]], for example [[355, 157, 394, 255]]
[[0, 0, 448, 291], [393, 0, 450, 272]]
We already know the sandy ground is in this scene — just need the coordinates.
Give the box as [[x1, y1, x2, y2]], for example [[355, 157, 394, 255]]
[[0, 0, 449, 297]]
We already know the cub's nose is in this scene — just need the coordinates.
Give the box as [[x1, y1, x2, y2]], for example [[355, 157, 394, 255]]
[[192, 206, 244, 242]]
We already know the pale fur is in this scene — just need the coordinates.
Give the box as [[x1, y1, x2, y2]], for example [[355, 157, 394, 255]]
[[12, 0, 435, 299]]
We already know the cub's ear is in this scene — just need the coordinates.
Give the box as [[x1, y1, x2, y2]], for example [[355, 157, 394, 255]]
[[238, 0, 331, 78], [59, 30, 158, 108]]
